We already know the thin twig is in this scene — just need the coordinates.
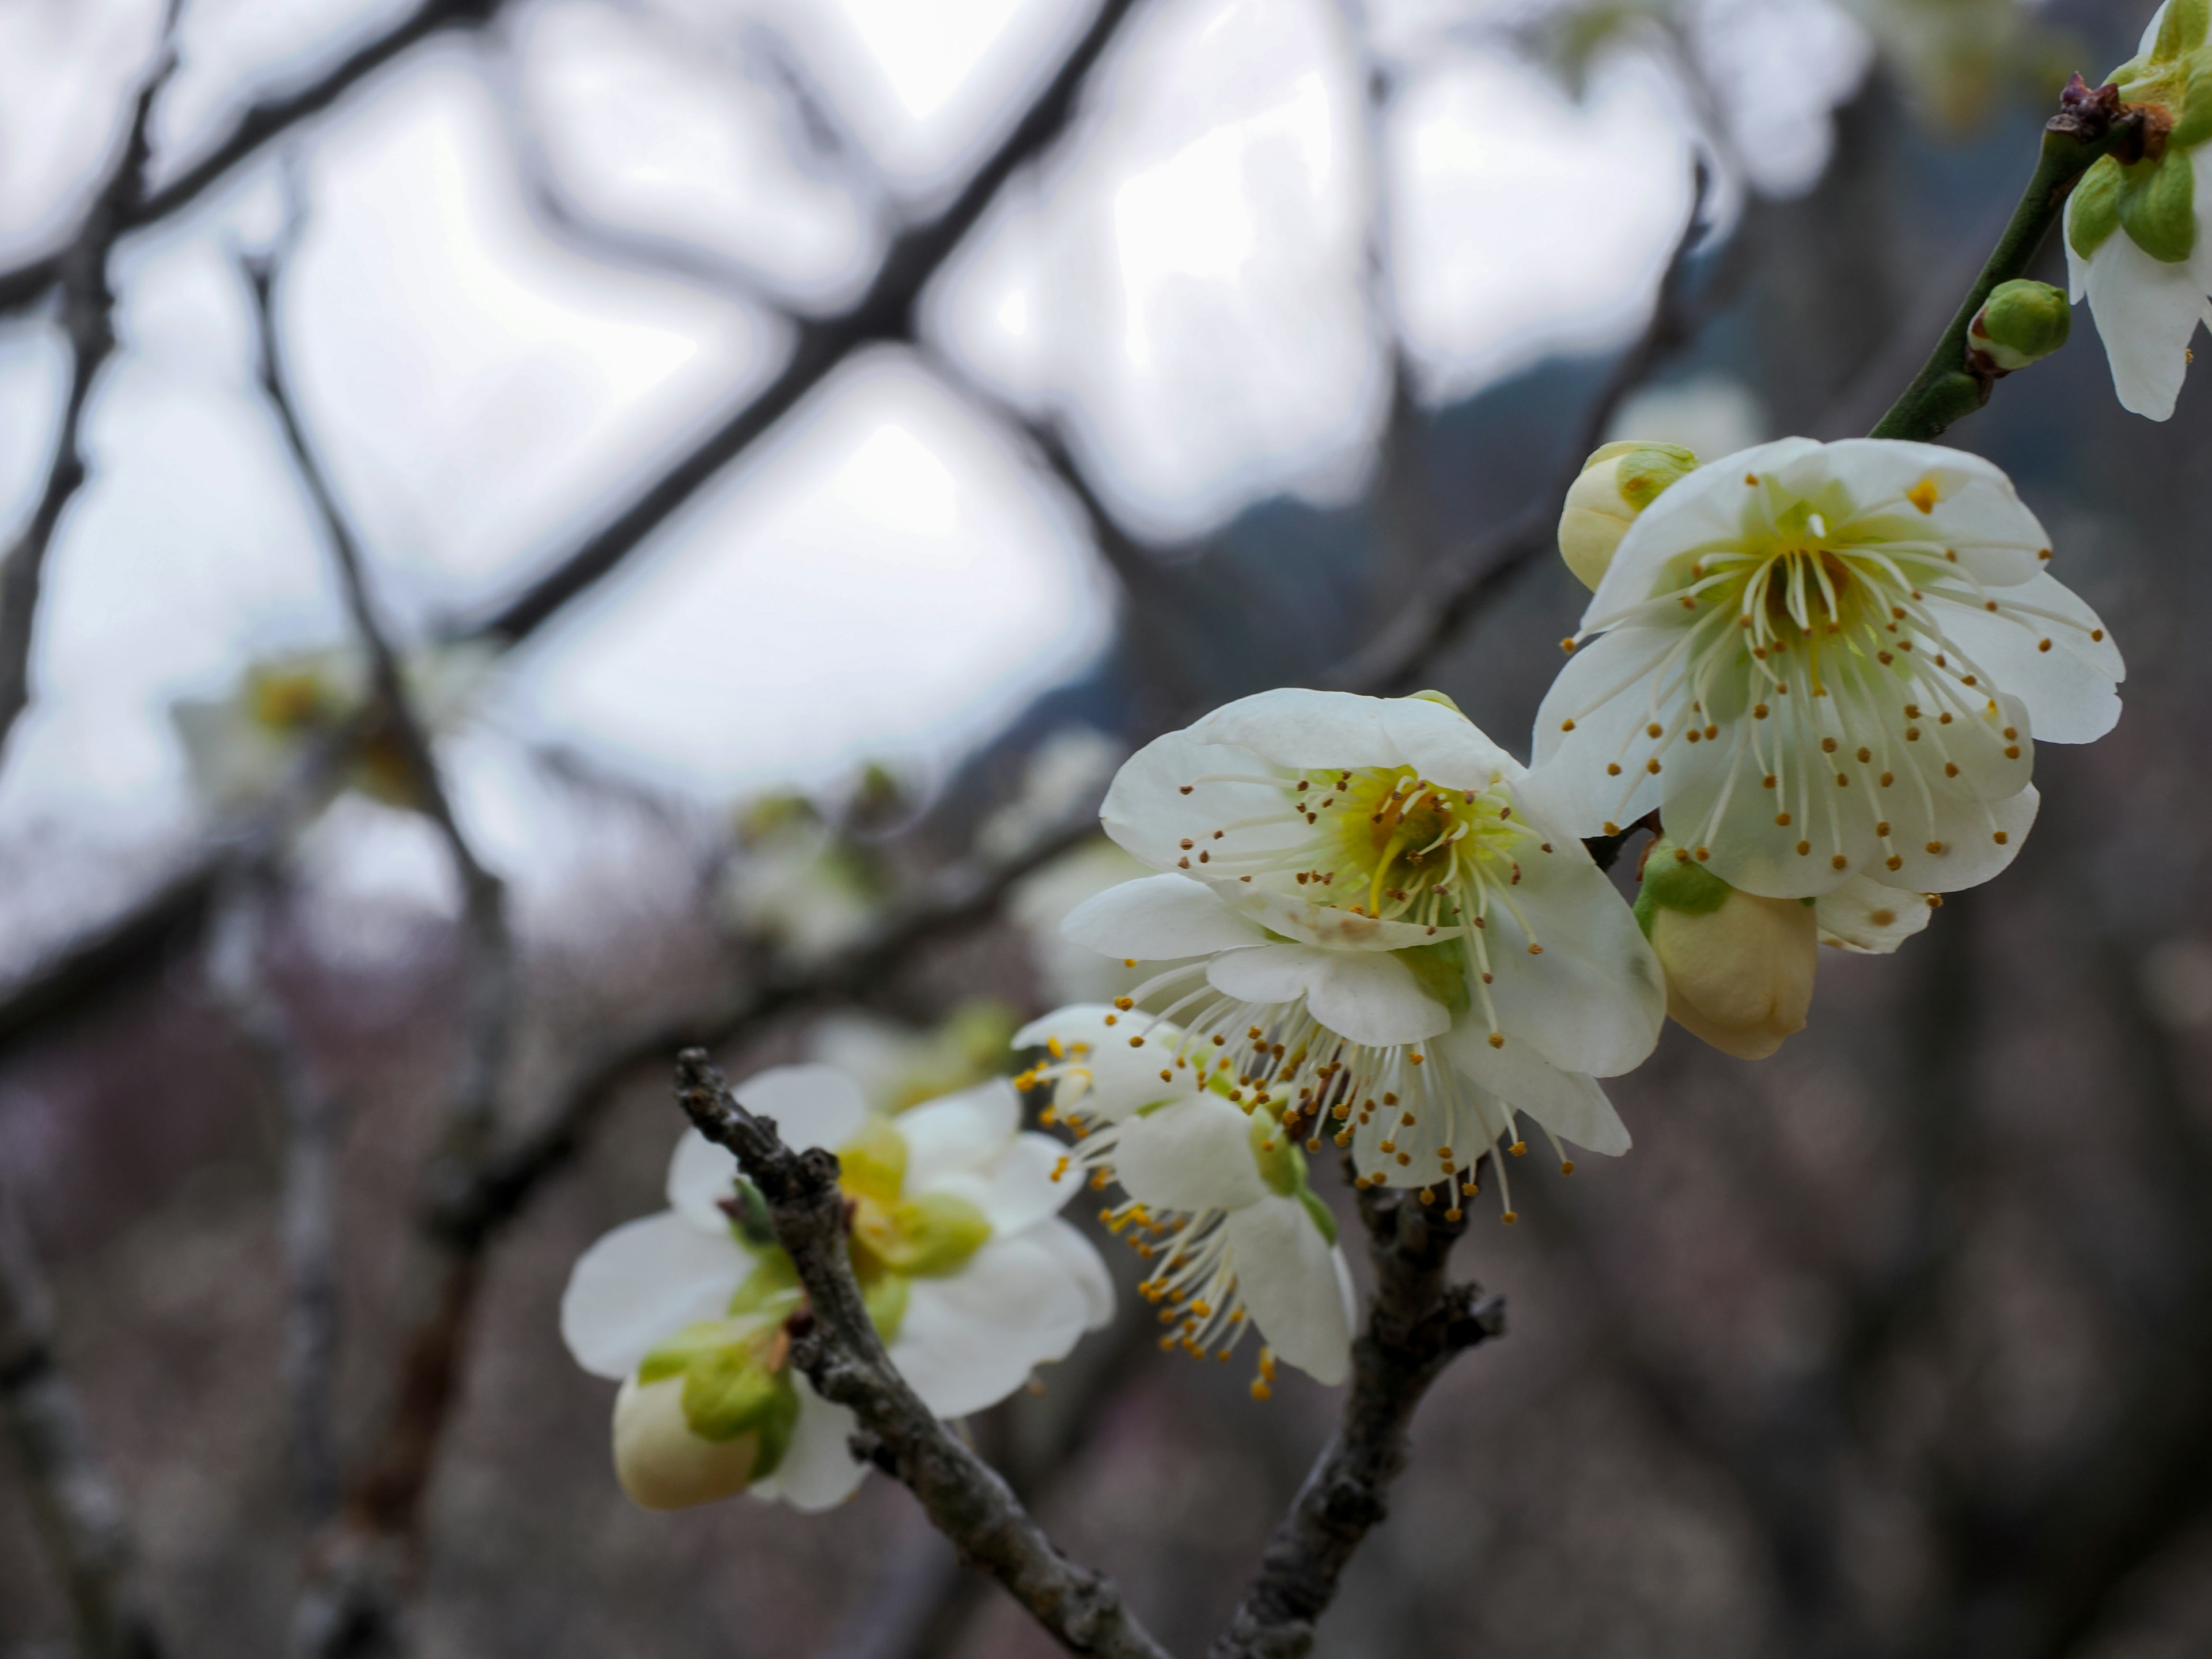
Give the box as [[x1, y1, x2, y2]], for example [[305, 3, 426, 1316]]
[[0, 1176, 166, 1659], [0, 25, 180, 762], [463, 0, 1145, 646], [209, 865, 346, 1524], [675, 1051, 1175, 1659], [1211, 1181, 1504, 1659], [0, 0, 503, 317], [1326, 158, 1720, 698], [243, 242, 521, 1658]]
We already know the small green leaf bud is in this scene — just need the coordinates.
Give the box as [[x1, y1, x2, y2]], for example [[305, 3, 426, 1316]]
[[1557, 441, 1699, 592], [1634, 839, 1815, 1061], [1969, 280, 2072, 373]]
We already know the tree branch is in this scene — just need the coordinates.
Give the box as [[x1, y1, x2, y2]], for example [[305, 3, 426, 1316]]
[[1211, 1180, 1503, 1658], [674, 1051, 1175, 1659], [1868, 77, 2146, 442], [0, 0, 503, 317], [0, 1176, 166, 1659], [464, 0, 1145, 646], [0, 25, 180, 763]]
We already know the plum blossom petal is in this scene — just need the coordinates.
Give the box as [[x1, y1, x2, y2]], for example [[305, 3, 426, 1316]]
[[1815, 876, 1937, 954], [891, 1230, 1107, 1417], [1222, 1196, 1356, 1387], [1206, 943, 1450, 1047], [560, 1212, 747, 1380], [748, 1376, 867, 1513], [1112, 1092, 1272, 1214], [1060, 872, 1270, 959]]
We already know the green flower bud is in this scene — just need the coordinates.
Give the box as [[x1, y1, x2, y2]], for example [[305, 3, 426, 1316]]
[[2121, 150, 2198, 264], [619, 1320, 801, 1509], [1558, 441, 1699, 592], [1969, 280, 2071, 373], [1635, 841, 1815, 1061]]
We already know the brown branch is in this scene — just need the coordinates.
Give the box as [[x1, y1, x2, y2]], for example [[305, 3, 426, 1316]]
[[0, 0, 502, 318], [0, 25, 181, 762], [1211, 1180, 1503, 1658], [675, 1051, 1175, 1659], [209, 866, 346, 1524], [464, 0, 1145, 646], [1326, 158, 1719, 698], [243, 241, 522, 1657], [0, 1176, 166, 1659]]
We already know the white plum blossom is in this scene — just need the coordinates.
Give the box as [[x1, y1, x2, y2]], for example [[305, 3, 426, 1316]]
[[1530, 439, 2122, 899], [560, 1063, 1111, 1511], [2065, 0, 2212, 420], [1046, 690, 1665, 1217], [171, 641, 493, 817], [1015, 1006, 1355, 1391]]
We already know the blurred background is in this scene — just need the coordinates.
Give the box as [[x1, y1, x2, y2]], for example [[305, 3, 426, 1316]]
[[1, 0, 2207, 1656]]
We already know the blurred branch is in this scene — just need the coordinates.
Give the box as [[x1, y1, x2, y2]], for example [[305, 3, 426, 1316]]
[[464, 0, 1145, 647], [0, 25, 179, 764], [675, 1051, 1174, 1659], [1869, 79, 2145, 442], [0, 1177, 166, 1659], [1213, 1181, 1503, 1659], [243, 242, 522, 1658], [209, 868, 345, 1525], [1326, 158, 1719, 698], [0, 0, 505, 317]]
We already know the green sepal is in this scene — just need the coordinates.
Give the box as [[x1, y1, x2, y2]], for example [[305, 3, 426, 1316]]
[[726, 1247, 801, 1319], [2069, 156, 2125, 261], [862, 1269, 911, 1343], [1247, 1105, 1302, 1198], [2173, 56, 2212, 148], [635, 1320, 801, 1462], [857, 1193, 992, 1278], [1634, 841, 1733, 938], [2154, 0, 2210, 64], [1296, 1187, 1339, 1248], [2122, 150, 2198, 264], [724, 1175, 777, 1248]]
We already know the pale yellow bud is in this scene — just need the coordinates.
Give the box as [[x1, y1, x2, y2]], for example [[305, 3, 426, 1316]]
[[1557, 441, 1698, 591], [611, 1374, 762, 1511], [1646, 887, 1816, 1061]]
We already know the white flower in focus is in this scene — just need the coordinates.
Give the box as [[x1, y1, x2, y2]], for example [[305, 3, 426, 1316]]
[[2065, 1, 2212, 420], [1531, 439, 2122, 898], [1048, 690, 1664, 1215], [171, 642, 493, 817], [1016, 1006, 1353, 1389], [560, 1064, 1111, 1511]]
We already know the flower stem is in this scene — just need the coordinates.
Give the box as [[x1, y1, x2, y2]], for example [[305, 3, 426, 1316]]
[[1870, 81, 2144, 442]]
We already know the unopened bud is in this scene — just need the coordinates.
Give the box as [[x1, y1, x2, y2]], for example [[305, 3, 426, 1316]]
[[1635, 842, 1815, 1060], [1558, 442, 1698, 592], [612, 1374, 768, 1510], [1970, 280, 2072, 373]]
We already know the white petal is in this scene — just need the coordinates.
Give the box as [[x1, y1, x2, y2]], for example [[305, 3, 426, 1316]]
[[897, 1081, 1017, 1184], [1020, 1214, 1115, 1330], [1588, 438, 1824, 623], [1206, 943, 1449, 1047], [1100, 728, 1307, 873], [665, 1129, 743, 1232], [732, 1063, 868, 1154], [1218, 885, 1441, 952], [749, 1374, 866, 1512], [1112, 1092, 1271, 1213], [1439, 1025, 1631, 1157], [1375, 697, 1524, 790], [1523, 625, 1677, 835], [1815, 877, 1935, 955], [889, 1232, 1101, 1417], [1225, 1197, 1355, 1386], [1060, 873, 1268, 959], [918, 1129, 1080, 1236], [1481, 829, 1665, 1077], [1190, 688, 1396, 769], [560, 1211, 747, 1380], [2085, 233, 2205, 421], [1926, 581, 2123, 745], [1878, 782, 2038, 894], [1012, 1003, 1184, 1123]]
